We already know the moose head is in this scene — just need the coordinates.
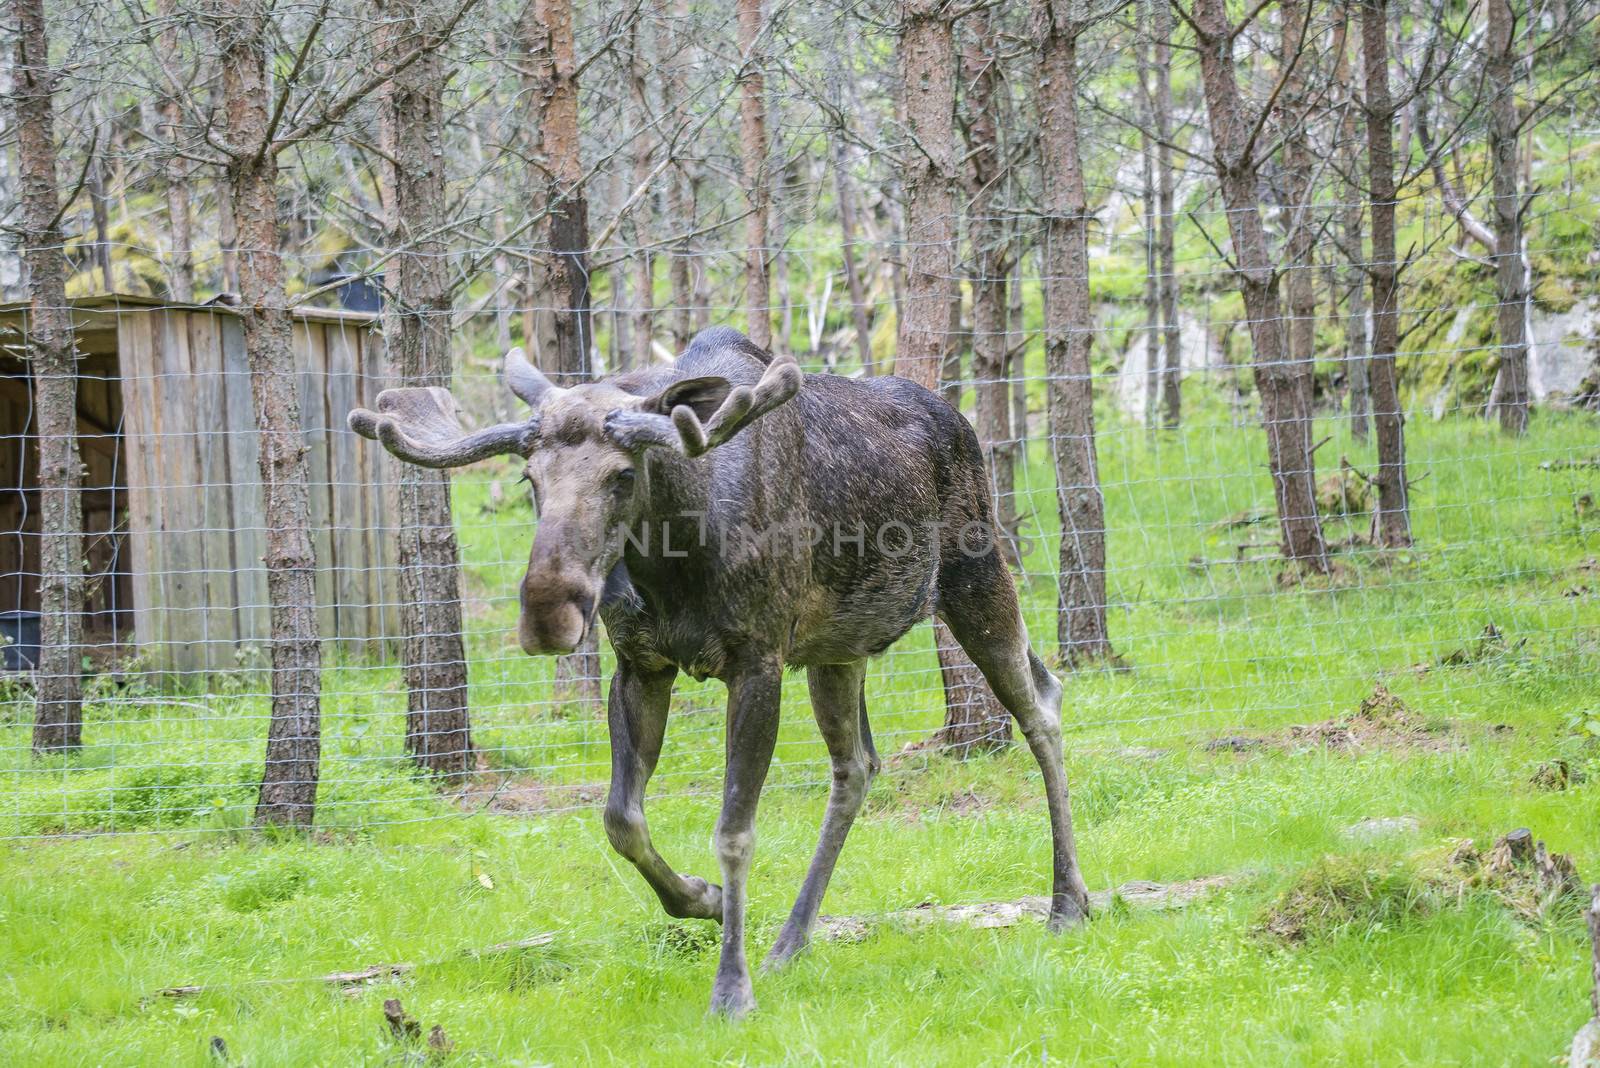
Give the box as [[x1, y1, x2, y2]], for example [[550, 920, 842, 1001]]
[[348, 345, 803, 657]]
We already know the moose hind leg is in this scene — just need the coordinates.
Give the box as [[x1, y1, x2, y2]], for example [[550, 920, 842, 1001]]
[[603, 660, 723, 921], [764, 661, 873, 971], [708, 658, 782, 1017], [938, 556, 1091, 929]]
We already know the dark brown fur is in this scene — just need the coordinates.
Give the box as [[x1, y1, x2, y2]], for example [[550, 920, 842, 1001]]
[[351, 327, 1091, 1017]]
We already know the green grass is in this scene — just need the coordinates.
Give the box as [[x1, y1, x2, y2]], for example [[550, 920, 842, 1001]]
[[1, 404, 1597, 1065]]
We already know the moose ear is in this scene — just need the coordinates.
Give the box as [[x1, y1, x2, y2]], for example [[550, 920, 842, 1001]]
[[642, 375, 733, 423]]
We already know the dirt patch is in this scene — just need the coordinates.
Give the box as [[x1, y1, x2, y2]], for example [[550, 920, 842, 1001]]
[[1530, 759, 1585, 791], [1439, 622, 1524, 666], [1259, 828, 1584, 943], [456, 774, 605, 816], [1564, 558, 1600, 599], [816, 875, 1233, 941], [1288, 684, 1452, 752], [1204, 684, 1455, 755], [940, 788, 993, 817]]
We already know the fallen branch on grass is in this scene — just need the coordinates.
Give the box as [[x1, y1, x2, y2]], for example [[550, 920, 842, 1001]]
[[156, 933, 555, 999], [816, 876, 1233, 941], [1540, 456, 1599, 472]]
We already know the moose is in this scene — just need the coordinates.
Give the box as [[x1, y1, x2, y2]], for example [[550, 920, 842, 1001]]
[[349, 327, 1091, 1016]]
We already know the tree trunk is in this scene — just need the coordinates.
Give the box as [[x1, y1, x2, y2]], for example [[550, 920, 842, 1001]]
[[214, 0, 322, 826], [897, 0, 955, 387], [524, 0, 593, 384], [962, 6, 1017, 583], [1337, 3, 1370, 441], [1279, 0, 1317, 422], [1153, 0, 1180, 427], [626, 10, 654, 370], [522, 0, 600, 705], [87, 130, 114, 291], [830, 51, 874, 375], [1008, 238, 1028, 507], [737, 0, 771, 349], [1486, 0, 1529, 434], [379, 0, 474, 778], [11, 0, 84, 753], [1036, 1, 1114, 663], [1192, 0, 1330, 576], [157, 0, 193, 302], [1138, 0, 1160, 427], [899, 0, 1009, 751], [942, 281, 963, 409], [1361, 0, 1411, 546], [217, 175, 239, 293], [656, 0, 694, 350]]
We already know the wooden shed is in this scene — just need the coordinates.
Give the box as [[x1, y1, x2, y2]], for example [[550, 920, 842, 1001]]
[[0, 295, 400, 674]]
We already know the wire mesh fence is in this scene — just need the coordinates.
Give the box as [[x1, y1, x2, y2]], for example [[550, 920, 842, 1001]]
[[0, 205, 1597, 841]]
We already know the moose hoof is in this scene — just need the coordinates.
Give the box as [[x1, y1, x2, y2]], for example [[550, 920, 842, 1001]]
[[668, 876, 724, 922], [761, 928, 809, 972], [707, 977, 756, 1019], [1045, 894, 1090, 933]]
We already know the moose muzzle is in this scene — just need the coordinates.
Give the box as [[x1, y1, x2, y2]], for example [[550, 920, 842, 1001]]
[[517, 571, 595, 656]]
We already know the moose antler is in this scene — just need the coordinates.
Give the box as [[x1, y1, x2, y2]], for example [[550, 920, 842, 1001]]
[[605, 352, 803, 458], [348, 386, 537, 469]]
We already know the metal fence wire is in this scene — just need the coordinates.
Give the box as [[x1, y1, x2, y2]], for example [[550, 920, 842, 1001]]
[[0, 199, 1597, 840]]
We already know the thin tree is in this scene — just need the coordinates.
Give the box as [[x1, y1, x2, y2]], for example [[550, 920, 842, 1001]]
[[156, 0, 193, 301], [1035, 0, 1114, 663], [1138, 0, 1160, 426], [1152, 0, 1180, 427], [625, 7, 655, 369], [1183, 0, 1331, 576], [379, 0, 474, 776], [209, 0, 324, 824], [521, 0, 593, 385], [946, 4, 1013, 748], [655, 0, 695, 350], [1278, 0, 1317, 418], [1485, 0, 1529, 434], [521, 0, 600, 705], [1361, 0, 1411, 545], [896, 0, 956, 389], [10, 0, 84, 752], [1336, 1, 1370, 441], [898, 0, 1010, 751], [829, 47, 875, 375], [737, 0, 771, 349]]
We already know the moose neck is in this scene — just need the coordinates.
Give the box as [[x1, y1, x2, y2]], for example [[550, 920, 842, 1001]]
[[623, 449, 718, 588], [623, 429, 796, 601]]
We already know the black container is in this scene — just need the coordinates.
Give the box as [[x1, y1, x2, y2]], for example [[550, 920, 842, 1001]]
[[0, 610, 42, 671]]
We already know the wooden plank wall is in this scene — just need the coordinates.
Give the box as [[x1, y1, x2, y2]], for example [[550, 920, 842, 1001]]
[[117, 307, 397, 674]]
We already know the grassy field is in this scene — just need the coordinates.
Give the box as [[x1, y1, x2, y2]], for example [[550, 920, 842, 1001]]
[[2, 402, 1597, 1065]]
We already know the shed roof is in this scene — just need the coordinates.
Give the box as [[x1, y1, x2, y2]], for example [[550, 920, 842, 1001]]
[[0, 292, 379, 327], [0, 295, 378, 361]]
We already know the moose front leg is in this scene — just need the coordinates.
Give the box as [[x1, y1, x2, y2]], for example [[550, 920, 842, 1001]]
[[708, 657, 782, 1018], [603, 660, 723, 921]]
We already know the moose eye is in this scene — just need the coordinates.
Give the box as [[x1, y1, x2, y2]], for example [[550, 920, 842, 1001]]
[[609, 468, 636, 496]]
